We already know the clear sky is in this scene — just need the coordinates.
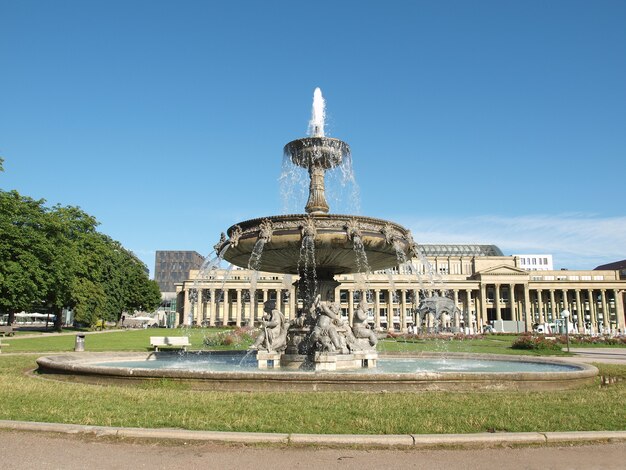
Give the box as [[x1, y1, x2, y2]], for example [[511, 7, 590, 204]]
[[1, 0, 625, 275]]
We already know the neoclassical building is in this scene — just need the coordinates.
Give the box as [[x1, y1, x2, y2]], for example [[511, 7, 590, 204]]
[[176, 245, 625, 334]]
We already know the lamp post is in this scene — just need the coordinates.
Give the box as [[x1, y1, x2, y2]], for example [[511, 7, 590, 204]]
[[561, 309, 570, 353]]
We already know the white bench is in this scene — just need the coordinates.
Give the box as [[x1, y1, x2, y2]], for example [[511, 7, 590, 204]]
[[150, 336, 190, 352]]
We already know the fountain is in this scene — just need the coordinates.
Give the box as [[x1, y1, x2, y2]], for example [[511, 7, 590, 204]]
[[214, 88, 416, 370], [36, 89, 598, 391]]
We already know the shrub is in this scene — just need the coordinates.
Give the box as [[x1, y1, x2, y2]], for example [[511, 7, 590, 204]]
[[511, 334, 562, 351], [203, 327, 255, 347]]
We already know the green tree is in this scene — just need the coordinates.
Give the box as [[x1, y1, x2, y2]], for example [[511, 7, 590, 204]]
[[0, 191, 50, 324], [1, 188, 161, 329]]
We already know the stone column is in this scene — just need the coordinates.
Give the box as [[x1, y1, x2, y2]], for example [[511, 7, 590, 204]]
[[575, 289, 583, 332], [479, 284, 487, 330], [494, 284, 501, 321], [400, 289, 407, 332], [387, 288, 394, 331], [549, 289, 556, 323], [374, 289, 381, 330], [465, 289, 473, 333], [453, 290, 460, 330], [537, 289, 545, 324], [235, 289, 242, 327], [183, 288, 191, 326], [509, 283, 516, 322], [523, 285, 531, 332], [197, 288, 204, 325], [209, 288, 216, 326]]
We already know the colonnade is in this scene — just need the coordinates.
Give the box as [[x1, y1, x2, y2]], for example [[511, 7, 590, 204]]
[[179, 279, 625, 334]]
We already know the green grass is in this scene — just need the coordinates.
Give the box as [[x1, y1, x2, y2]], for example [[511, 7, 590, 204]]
[[3, 327, 247, 352], [2, 331, 624, 434], [0, 354, 623, 434], [6, 330, 574, 356], [378, 335, 569, 356]]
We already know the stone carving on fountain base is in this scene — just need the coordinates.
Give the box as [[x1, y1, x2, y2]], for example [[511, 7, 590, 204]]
[[255, 295, 379, 371]]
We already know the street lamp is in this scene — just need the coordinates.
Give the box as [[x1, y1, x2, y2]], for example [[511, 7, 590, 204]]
[[561, 309, 571, 353]]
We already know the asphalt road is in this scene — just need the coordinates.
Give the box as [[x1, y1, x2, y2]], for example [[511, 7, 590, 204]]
[[2, 430, 625, 470]]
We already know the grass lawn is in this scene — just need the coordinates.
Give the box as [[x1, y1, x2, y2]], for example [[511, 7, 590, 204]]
[[1, 331, 624, 434], [0, 354, 623, 434], [3, 329, 574, 355], [378, 335, 569, 356], [3, 327, 244, 352]]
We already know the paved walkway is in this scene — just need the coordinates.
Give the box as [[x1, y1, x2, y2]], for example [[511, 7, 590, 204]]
[[560, 347, 626, 365], [10, 328, 127, 340], [1, 428, 624, 470]]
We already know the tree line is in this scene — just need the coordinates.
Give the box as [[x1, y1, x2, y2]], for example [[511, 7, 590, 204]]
[[1, 161, 161, 329]]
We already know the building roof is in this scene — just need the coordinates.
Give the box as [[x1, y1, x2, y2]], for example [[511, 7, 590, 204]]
[[417, 244, 504, 257], [594, 259, 626, 271]]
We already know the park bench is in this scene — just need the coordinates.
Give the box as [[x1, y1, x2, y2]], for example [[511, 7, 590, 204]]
[[0, 326, 14, 337], [150, 336, 190, 352]]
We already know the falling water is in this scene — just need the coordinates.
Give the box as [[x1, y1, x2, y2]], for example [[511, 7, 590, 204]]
[[352, 235, 371, 276], [246, 239, 266, 305], [414, 247, 448, 296], [298, 235, 317, 307], [187, 244, 231, 327]]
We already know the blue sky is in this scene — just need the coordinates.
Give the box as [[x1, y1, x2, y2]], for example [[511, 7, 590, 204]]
[[1, 0, 625, 274]]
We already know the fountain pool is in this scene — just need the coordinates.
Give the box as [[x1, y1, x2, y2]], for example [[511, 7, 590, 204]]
[[36, 352, 597, 392]]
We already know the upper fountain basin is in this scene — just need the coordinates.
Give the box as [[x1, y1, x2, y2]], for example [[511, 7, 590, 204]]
[[222, 214, 412, 275], [284, 137, 350, 170]]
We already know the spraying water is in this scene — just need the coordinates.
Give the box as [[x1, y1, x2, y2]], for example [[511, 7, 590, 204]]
[[308, 87, 325, 137]]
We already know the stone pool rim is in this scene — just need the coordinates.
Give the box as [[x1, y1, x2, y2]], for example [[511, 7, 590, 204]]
[[35, 351, 598, 392]]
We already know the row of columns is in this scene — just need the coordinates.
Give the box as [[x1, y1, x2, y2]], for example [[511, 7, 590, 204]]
[[181, 283, 625, 333], [182, 287, 296, 326]]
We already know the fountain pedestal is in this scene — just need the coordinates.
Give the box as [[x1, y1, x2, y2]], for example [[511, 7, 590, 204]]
[[256, 350, 282, 369]]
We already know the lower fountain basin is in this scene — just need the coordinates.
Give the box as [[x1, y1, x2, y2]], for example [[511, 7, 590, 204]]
[[36, 352, 597, 392], [222, 214, 412, 274]]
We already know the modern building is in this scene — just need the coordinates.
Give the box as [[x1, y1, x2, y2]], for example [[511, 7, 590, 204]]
[[513, 254, 554, 271], [175, 244, 626, 334], [154, 250, 205, 294]]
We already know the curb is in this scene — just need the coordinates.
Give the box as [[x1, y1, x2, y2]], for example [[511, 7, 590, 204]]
[[1, 420, 625, 448]]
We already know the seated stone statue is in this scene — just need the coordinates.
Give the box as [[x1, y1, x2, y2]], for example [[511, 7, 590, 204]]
[[250, 300, 288, 352], [308, 297, 347, 353], [352, 299, 378, 347]]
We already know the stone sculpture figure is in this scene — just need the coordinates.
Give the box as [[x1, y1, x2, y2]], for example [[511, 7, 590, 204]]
[[308, 296, 347, 353], [352, 299, 378, 348], [416, 295, 461, 325], [250, 300, 288, 352]]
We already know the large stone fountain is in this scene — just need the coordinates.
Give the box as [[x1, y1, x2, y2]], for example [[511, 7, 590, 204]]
[[214, 88, 416, 370]]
